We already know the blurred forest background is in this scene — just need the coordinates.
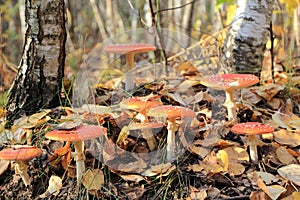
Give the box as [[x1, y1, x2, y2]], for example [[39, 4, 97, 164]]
[[0, 0, 299, 93]]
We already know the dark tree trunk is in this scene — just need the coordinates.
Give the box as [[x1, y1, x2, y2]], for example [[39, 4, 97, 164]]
[[222, 0, 273, 77], [6, 0, 66, 122]]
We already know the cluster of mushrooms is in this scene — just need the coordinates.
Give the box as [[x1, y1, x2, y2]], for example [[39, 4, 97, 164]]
[[0, 43, 275, 188]]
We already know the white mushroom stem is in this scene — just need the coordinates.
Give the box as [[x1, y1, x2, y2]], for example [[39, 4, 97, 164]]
[[224, 89, 238, 123], [166, 118, 179, 162], [15, 161, 31, 186], [73, 141, 86, 183], [125, 52, 135, 91], [136, 112, 157, 151], [142, 128, 157, 151], [247, 135, 259, 164]]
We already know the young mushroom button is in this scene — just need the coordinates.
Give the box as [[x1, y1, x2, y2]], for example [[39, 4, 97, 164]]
[[231, 122, 274, 164], [0, 146, 42, 186], [200, 74, 259, 124], [103, 43, 156, 91], [45, 125, 107, 183], [147, 105, 196, 162]]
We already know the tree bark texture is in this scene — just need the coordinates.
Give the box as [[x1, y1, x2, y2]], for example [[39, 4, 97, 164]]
[[6, 0, 66, 121], [222, 0, 273, 76]]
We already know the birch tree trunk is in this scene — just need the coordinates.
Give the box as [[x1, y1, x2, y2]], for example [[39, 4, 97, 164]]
[[222, 0, 273, 76], [6, 0, 66, 122]]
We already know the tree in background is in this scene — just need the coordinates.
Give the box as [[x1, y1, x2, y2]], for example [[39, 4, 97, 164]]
[[222, 0, 273, 76], [5, 0, 66, 122]]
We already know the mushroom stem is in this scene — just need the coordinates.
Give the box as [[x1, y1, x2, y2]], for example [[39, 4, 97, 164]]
[[126, 52, 135, 70], [73, 141, 86, 183], [166, 118, 178, 162], [224, 90, 237, 123], [142, 128, 157, 151], [137, 111, 157, 151], [125, 52, 135, 91], [248, 135, 259, 164], [15, 161, 31, 186]]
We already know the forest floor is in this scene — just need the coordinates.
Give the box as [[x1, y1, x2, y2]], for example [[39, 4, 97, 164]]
[[0, 44, 300, 200]]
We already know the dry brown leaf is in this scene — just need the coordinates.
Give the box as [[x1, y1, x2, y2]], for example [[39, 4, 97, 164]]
[[282, 191, 300, 200], [142, 163, 176, 177], [54, 114, 83, 130], [199, 150, 228, 174], [28, 109, 52, 125], [126, 185, 146, 199], [273, 129, 300, 147], [82, 169, 104, 191], [61, 150, 72, 170], [276, 146, 297, 165], [177, 61, 200, 77], [80, 104, 111, 114], [255, 174, 271, 197], [189, 186, 207, 200], [216, 150, 229, 171], [256, 172, 279, 185], [116, 126, 130, 146], [177, 80, 199, 92], [267, 98, 282, 110], [49, 141, 71, 167], [228, 163, 245, 176], [119, 173, 144, 182], [278, 164, 300, 186], [0, 160, 10, 176], [266, 185, 287, 200], [272, 109, 300, 130], [292, 192, 300, 199], [117, 158, 147, 173], [241, 88, 262, 104], [189, 144, 211, 158], [223, 146, 249, 162], [38, 175, 62, 198], [254, 84, 285, 101], [188, 163, 204, 173], [250, 191, 267, 200]]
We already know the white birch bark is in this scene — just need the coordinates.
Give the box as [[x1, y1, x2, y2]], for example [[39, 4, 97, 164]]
[[222, 0, 273, 76], [6, 0, 66, 122]]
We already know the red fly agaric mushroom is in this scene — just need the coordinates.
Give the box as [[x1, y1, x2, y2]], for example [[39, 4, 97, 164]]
[[231, 122, 274, 164], [45, 125, 106, 182], [0, 145, 42, 186], [129, 122, 164, 130], [200, 74, 259, 123], [147, 105, 196, 162], [103, 43, 156, 91], [120, 97, 162, 151]]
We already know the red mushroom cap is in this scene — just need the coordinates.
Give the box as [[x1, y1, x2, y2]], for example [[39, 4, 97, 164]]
[[0, 146, 42, 161], [200, 74, 259, 90], [129, 122, 164, 130], [147, 105, 196, 119], [120, 97, 162, 112], [45, 125, 107, 142], [231, 122, 274, 135], [103, 43, 156, 54]]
